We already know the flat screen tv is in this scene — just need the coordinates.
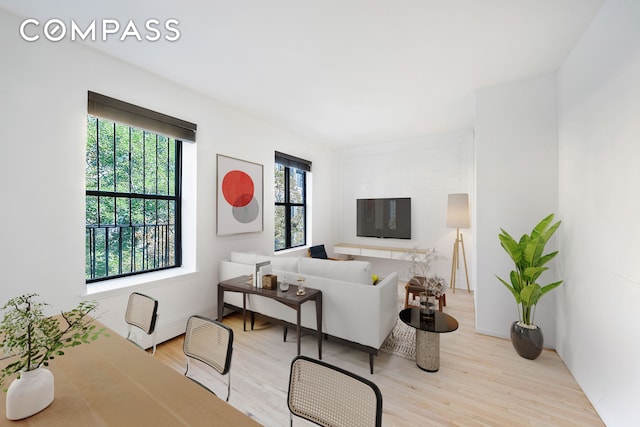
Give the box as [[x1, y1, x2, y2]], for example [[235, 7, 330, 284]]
[[356, 197, 411, 239]]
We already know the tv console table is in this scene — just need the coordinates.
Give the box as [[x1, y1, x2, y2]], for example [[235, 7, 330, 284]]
[[334, 243, 427, 260]]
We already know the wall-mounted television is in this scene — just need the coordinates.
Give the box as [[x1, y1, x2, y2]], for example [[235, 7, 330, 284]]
[[356, 197, 411, 239]]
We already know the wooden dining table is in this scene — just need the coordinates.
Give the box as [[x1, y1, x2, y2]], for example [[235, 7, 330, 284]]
[[0, 319, 261, 427]]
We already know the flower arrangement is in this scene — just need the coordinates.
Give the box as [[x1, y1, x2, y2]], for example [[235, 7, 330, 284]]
[[407, 247, 441, 279], [406, 247, 447, 297], [0, 293, 107, 389]]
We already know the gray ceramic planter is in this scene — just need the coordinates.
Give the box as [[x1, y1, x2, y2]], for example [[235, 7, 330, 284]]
[[510, 321, 543, 360]]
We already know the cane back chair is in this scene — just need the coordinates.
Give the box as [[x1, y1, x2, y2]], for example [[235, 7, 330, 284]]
[[125, 292, 159, 355], [183, 315, 234, 401], [287, 355, 383, 427]]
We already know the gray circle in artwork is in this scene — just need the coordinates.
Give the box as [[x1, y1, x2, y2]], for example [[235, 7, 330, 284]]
[[232, 197, 260, 223]]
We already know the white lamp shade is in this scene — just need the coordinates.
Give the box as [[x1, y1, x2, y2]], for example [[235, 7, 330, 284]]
[[447, 193, 470, 228]]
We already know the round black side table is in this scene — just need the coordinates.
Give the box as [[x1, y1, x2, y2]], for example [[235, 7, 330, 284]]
[[399, 307, 459, 372]]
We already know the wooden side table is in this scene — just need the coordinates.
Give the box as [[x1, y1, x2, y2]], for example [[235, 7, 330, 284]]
[[404, 281, 446, 311]]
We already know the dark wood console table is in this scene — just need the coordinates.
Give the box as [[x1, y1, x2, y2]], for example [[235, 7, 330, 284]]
[[217, 275, 322, 359]]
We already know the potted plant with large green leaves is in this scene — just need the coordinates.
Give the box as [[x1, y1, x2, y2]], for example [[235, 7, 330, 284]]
[[496, 213, 563, 360], [0, 293, 107, 420]]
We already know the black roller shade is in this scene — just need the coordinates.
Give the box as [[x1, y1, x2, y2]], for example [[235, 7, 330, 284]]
[[88, 91, 197, 142], [275, 151, 311, 171]]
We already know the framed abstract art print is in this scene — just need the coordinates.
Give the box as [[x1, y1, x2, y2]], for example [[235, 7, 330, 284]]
[[217, 154, 264, 235]]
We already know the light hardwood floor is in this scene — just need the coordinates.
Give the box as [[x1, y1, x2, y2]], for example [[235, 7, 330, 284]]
[[155, 287, 604, 426]]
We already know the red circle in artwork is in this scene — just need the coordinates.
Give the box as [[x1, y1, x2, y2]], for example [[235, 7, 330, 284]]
[[222, 170, 254, 207]]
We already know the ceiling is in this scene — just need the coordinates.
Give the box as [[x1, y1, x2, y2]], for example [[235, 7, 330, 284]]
[[1, 0, 604, 148]]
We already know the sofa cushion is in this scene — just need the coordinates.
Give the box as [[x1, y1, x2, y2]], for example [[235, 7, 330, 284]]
[[256, 255, 299, 272], [309, 244, 329, 259], [298, 257, 371, 285], [229, 251, 257, 265]]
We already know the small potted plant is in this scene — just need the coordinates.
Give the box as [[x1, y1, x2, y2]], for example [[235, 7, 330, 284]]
[[0, 293, 107, 420], [496, 213, 563, 360]]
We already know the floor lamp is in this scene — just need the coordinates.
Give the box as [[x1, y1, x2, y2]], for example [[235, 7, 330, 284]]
[[447, 193, 470, 293]]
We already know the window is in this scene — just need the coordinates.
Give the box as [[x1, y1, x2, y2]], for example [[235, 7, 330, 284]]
[[274, 152, 311, 251], [85, 92, 196, 283]]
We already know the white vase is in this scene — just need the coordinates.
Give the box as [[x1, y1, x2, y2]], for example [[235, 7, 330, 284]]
[[5, 367, 54, 420]]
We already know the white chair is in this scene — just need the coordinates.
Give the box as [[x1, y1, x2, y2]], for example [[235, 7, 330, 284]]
[[287, 355, 383, 427], [125, 292, 159, 355], [183, 315, 234, 401]]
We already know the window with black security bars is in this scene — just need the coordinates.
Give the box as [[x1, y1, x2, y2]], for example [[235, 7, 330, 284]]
[[85, 116, 182, 282], [274, 152, 311, 251]]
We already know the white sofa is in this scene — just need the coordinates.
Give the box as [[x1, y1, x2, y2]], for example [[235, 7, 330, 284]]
[[218, 251, 398, 373]]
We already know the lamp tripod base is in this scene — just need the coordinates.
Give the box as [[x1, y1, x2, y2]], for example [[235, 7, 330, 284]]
[[450, 228, 470, 293]]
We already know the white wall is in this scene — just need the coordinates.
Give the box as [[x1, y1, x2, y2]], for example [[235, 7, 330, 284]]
[[0, 9, 334, 343], [558, 0, 640, 424], [475, 73, 560, 346], [333, 131, 475, 285]]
